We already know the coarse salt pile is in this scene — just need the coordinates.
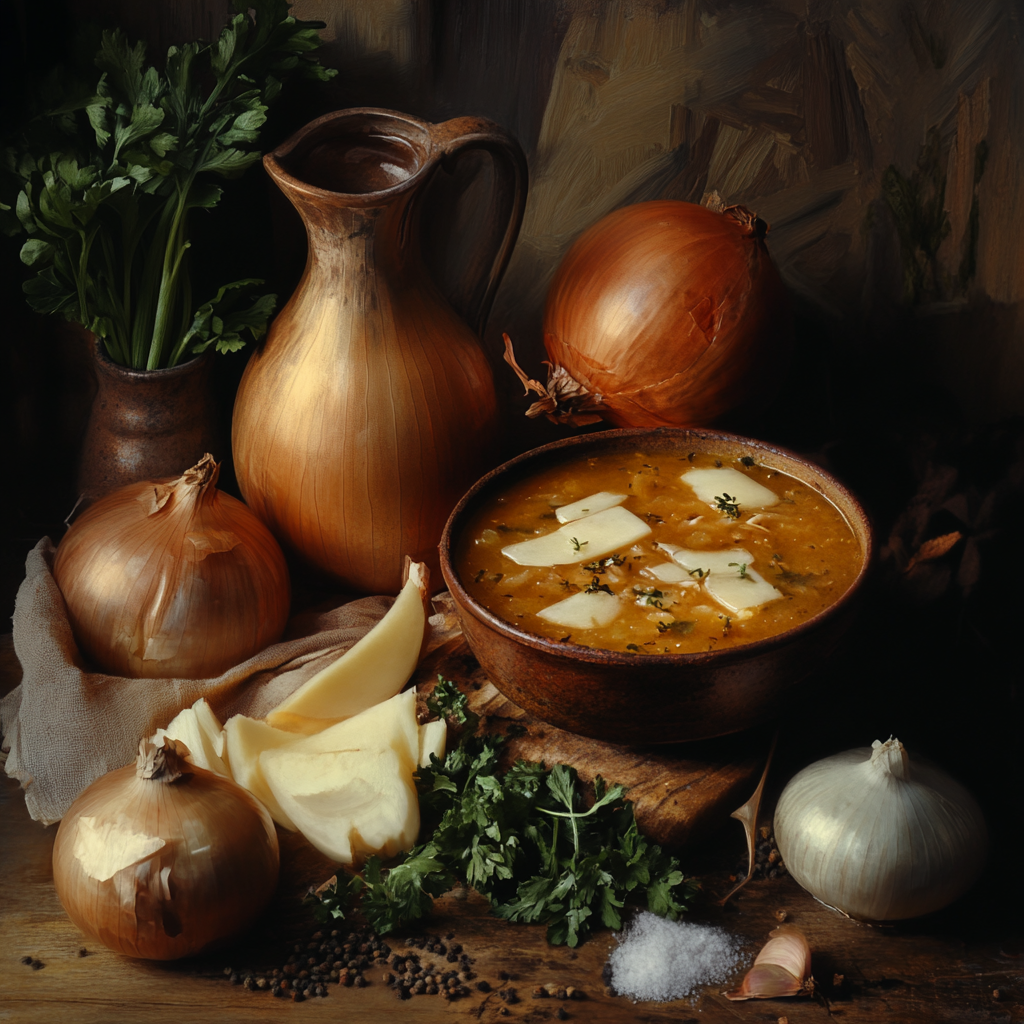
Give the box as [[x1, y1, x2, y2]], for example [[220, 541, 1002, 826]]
[[606, 912, 745, 1002]]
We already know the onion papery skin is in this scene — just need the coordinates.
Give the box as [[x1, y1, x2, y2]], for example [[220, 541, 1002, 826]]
[[53, 456, 290, 679], [773, 744, 988, 921], [542, 200, 792, 428], [52, 755, 280, 960]]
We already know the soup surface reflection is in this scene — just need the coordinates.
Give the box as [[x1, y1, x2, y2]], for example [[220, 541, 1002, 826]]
[[456, 449, 862, 654]]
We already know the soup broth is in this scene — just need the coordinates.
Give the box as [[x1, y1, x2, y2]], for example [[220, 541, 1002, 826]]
[[456, 449, 862, 654]]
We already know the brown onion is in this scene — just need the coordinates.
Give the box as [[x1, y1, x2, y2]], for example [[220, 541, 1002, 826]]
[[509, 200, 791, 428], [53, 454, 290, 678], [52, 737, 280, 960]]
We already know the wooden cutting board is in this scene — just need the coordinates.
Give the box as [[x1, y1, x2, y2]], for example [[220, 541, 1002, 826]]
[[412, 637, 773, 849]]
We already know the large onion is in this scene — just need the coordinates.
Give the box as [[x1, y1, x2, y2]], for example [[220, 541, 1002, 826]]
[[510, 200, 791, 428], [52, 737, 280, 959], [53, 454, 290, 678]]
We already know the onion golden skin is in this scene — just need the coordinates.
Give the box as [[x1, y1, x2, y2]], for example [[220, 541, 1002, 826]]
[[774, 745, 988, 921], [543, 200, 791, 428], [52, 459, 291, 679], [52, 761, 280, 960]]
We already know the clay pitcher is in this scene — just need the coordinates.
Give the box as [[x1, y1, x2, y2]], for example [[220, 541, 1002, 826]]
[[232, 108, 527, 594]]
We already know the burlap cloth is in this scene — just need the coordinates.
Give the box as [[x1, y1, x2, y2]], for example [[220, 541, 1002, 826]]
[[1, 538, 453, 825]]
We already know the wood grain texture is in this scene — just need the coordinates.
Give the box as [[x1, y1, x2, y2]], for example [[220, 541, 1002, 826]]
[[412, 637, 770, 849]]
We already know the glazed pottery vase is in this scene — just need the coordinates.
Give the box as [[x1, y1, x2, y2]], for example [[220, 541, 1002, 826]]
[[232, 107, 527, 594], [77, 334, 221, 502]]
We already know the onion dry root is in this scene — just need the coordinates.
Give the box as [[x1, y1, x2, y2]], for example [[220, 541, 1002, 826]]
[[52, 737, 280, 960], [53, 453, 291, 679]]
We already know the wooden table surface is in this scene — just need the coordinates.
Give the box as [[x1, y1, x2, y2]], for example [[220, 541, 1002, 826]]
[[2, 633, 1021, 1024]]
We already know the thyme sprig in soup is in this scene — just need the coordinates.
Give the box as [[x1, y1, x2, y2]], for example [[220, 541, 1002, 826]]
[[456, 450, 861, 654]]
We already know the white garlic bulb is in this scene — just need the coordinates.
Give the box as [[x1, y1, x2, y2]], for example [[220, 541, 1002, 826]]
[[774, 738, 987, 921]]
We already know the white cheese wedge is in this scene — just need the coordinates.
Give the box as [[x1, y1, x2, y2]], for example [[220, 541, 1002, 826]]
[[555, 491, 628, 523], [681, 468, 779, 510], [260, 745, 419, 866], [643, 561, 693, 583], [267, 561, 429, 732], [536, 590, 622, 629], [658, 544, 754, 577], [289, 688, 420, 775], [154, 699, 229, 777], [704, 567, 783, 613], [502, 506, 651, 566], [222, 715, 299, 830], [418, 719, 447, 768]]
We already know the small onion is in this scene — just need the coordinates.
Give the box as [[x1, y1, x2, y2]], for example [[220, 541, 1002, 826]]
[[52, 737, 280, 959], [510, 200, 791, 428], [53, 454, 290, 678], [774, 738, 988, 921]]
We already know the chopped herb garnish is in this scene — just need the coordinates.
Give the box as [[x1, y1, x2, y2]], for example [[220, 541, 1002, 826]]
[[775, 568, 822, 587], [569, 537, 588, 552], [688, 567, 708, 578], [584, 577, 614, 595], [497, 523, 533, 534], [559, 579, 580, 592], [740, 456, 756, 467], [625, 643, 640, 653], [473, 568, 487, 583], [657, 620, 696, 635], [633, 585, 665, 608], [559, 635, 572, 643], [645, 512, 664, 523], [715, 459, 723, 467], [728, 562, 750, 580], [540, 511, 557, 520], [714, 493, 741, 519], [721, 616, 732, 634]]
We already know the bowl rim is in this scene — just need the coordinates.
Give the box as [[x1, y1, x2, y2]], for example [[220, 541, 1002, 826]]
[[439, 426, 875, 667]]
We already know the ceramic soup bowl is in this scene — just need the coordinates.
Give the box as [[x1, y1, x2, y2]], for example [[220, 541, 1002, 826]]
[[439, 427, 873, 744]]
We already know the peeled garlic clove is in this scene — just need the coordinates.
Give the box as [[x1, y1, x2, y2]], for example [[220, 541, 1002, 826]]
[[724, 924, 812, 1001]]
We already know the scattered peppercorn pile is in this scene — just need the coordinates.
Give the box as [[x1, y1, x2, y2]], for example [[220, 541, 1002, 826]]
[[732, 824, 787, 882], [220, 917, 587, 1010]]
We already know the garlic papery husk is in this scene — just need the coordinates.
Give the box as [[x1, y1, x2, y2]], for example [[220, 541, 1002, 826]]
[[773, 738, 987, 921]]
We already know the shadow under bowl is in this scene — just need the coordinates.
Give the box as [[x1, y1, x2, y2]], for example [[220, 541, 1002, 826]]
[[439, 427, 873, 745]]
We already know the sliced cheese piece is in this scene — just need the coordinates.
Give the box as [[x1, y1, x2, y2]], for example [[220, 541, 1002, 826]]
[[681, 467, 779, 510], [154, 699, 229, 777], [704, 567, 783, 613], [555, 491, 627, 523], [418, 720, 447, 768], [222, 715, 299, 830], [502, 506, 651, 566], [267, 561, 429, 731], [658, 544, 754, 578], [642, 561, 693, 584], [536, 590, 622, 629], [290, 689, 420, 775], [261, 745, 419, 866]]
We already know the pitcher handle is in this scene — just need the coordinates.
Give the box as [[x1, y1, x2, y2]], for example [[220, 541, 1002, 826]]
[[429, 116, 528, 337]]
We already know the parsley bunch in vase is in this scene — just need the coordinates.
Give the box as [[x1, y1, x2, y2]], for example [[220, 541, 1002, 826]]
[[2, 0, 334, 500]]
